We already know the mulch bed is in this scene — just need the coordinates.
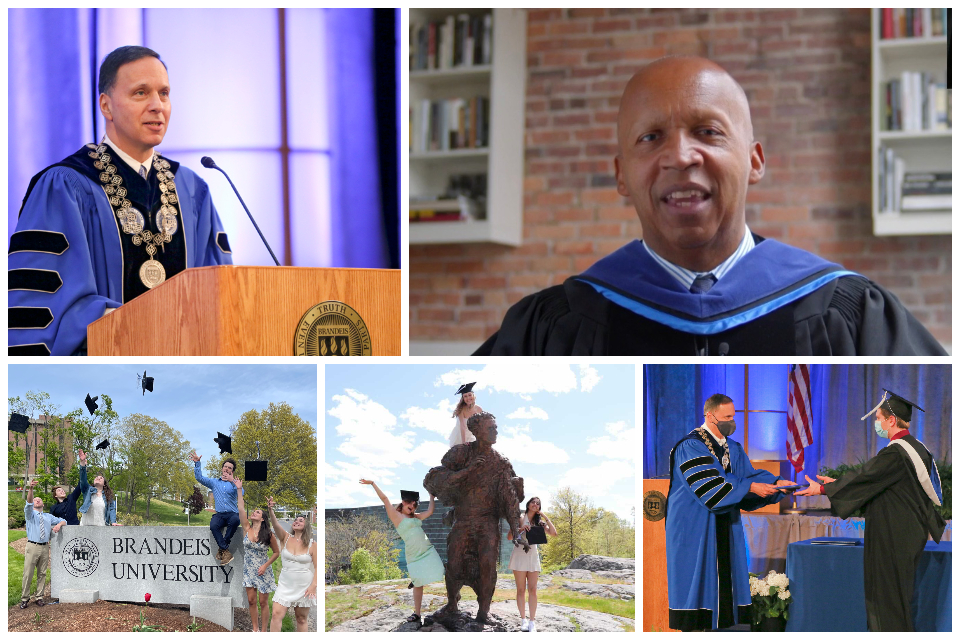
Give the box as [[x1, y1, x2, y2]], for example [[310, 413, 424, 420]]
[[8, 600, 237, 632]]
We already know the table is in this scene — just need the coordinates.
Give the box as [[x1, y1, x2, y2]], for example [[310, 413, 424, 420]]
[[784, 538, 951, 631]]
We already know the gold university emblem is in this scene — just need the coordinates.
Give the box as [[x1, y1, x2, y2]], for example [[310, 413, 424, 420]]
[[294, 301, 372, 356]]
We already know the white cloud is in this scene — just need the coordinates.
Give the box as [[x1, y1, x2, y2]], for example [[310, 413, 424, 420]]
[[436, 364, 600, 397], [586, 421, 636, 460], [401, 399, 457, 436], [508, 407, 549, 420], [328, 389, 413, 469], [494, 427, 570, 464], [579, 364, 601, 392], [558, 460, 634, 498], [409, 440, 451, 467], [324, 460, 399, 507]]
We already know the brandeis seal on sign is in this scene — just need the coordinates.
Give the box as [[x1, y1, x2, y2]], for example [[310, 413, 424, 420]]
[[62, 537, 100, 578], [294, 301, 372, 356]]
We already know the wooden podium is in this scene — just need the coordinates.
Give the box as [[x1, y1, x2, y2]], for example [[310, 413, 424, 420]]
[[87, 266, 400, 355], [643, 479, 678, 632]]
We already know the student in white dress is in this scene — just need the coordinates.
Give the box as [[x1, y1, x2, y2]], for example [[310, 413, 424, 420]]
[[267, 496, 317, 632], [507, 497, 558, 633], [448, 382, 483, 447]]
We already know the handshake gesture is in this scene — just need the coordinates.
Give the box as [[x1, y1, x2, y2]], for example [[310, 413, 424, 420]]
[[749, 479, 799, 498], [794, 474, 836, 497]]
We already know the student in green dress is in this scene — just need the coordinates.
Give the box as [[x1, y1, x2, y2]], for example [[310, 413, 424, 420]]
[[360, 479, 446, 627]]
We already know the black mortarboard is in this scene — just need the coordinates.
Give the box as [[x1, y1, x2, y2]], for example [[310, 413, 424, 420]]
[[214, 431, 232, 454], [861, 389, 925, 423], [95, 439, 110, 451], [140, 371, 154, 395], [526, 525, 548, 545], [245, 460, 268, 482], [455, 382, 476, 395], [84, 394, 99, 415], [400, 490, 420, 503], [9, 413, 30, 434]]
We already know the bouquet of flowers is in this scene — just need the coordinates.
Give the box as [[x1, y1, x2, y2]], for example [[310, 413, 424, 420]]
[[749, 570, 792, 625]]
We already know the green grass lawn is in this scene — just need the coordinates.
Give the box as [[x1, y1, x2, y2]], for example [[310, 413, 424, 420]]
[[115, 496, 214, 526], [10, 530, 298, 631]]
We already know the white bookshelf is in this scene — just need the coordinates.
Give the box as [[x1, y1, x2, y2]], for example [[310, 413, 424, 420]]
[[870, 8, 951, 236], [409, 8, 527, 246]]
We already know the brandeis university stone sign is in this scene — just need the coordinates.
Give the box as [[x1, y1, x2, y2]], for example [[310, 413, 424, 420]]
[[52, 526, 245, 606]]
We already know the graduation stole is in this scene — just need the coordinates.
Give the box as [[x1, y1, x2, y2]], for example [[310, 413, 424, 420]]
[[696, 427, 730, 470], [89, 139, 182, 289], [888, 439, 943, 506]]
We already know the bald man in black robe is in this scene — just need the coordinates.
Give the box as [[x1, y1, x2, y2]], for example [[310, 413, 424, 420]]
[[475, 56, 945, 356]]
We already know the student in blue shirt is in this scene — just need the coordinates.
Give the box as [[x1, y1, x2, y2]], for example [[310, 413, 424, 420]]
[[192, 451, 243, 566], [21, 480, 66, 608]]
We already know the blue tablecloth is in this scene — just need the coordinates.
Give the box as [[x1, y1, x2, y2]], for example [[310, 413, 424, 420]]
[[785, 538, 951, 631]]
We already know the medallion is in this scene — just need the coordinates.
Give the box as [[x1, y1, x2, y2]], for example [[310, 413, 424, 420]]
[[139, 259, 166, 289]]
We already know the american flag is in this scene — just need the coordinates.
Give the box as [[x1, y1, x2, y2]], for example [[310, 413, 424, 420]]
[[786, 364, 813, 473]]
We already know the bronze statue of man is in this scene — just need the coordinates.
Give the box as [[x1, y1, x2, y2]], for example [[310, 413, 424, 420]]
[[424, 412, 523, 624]]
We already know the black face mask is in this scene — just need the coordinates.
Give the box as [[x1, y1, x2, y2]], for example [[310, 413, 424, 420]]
[[709, 415, 737, 437]]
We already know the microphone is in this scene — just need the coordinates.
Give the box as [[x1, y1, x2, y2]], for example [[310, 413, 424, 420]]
[[201, 156, 281, 266]]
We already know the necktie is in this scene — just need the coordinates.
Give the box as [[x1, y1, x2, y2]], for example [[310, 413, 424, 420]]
[[38, 512, 46, 542], [139, 166, 148, 180], [690, 273, 717, 293]]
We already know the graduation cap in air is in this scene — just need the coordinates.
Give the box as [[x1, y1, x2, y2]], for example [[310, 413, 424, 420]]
[[214, 431, 232, 454], [138, 371, 154, 395], [455, 382, 476, 395], [8, 413, 30, 434], [84, 394, 99, 415], [861, 389, 925, 422], [96, 439, 110, 451], [400, 490, 420, 503], [244, 440, 268, 481]]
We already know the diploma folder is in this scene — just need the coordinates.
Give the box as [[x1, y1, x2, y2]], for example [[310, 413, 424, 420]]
[[808, 537, 863, 546], [525, 525, 548, 545], [87, 265, 400, 355]]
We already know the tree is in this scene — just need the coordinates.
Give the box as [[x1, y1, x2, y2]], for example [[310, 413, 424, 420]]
[[186, 486, 206, 515], [542, 487, 606, 567], [9, 391, 65, 497], [65, 394, 122, 492], [224, 402, 317, 512], [115, 414, 193, 518]]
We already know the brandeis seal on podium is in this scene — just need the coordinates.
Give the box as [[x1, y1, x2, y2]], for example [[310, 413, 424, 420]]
[[294, 301, 372, 356]]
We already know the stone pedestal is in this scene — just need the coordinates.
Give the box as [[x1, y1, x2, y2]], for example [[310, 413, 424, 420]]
[[59, 589, 99, 603], [190, 594, 234, 631]]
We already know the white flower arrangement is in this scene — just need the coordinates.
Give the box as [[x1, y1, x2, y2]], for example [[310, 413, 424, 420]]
[[749, 570, 793, 624]]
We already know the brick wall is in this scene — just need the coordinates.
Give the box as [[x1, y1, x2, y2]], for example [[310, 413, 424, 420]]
[[325, 503, 513, 573], [409, 8, 952, 347]]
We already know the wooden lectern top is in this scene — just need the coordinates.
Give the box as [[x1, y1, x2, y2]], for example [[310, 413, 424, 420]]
[[87, 265, 400, 356]]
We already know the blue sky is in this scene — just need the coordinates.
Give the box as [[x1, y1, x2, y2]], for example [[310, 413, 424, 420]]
[[324, 364, 636, 520], [9, 364, 317, 460]]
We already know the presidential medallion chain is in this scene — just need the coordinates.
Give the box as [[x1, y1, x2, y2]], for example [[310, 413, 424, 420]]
[[89, 139, 182, 289], [697, 427, 730, 471]]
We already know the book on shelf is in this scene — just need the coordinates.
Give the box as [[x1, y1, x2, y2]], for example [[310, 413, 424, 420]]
[[410, 96, 490, 153], [880, 8, 949, 39], [879, 150, 951, 212], [882, 73, 950, 131], [411, 12, 493, 71]]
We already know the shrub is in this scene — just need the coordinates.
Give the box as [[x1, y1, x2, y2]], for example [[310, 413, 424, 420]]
[[8, 497, 26, 529], [119, 513, 144, 526], [337, 546, 402, 584], [325, 513, 399, 583]]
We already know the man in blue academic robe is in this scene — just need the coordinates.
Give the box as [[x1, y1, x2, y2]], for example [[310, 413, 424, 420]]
[[475, 56, 945, 356], [9, 45, 232, 356], [666, 394, 793, 631]]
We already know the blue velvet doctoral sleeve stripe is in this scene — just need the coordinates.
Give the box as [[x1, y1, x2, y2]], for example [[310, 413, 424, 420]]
[[8, 168, 122, 355], [686, 468, 720, 485], [680, 455, 714, 473]]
